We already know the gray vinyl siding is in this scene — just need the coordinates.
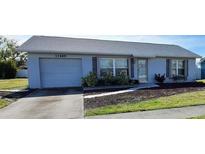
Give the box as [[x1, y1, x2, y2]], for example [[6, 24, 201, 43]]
[[187, 59, 199, 81], [147, 58, 199, 83], [148, 58, 167, 83], [27, 54, 41, 89]]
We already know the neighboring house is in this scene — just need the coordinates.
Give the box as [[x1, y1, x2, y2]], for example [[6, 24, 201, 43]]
[[16, 68, 28, 78], [18, 36, 201, 89], [200, 58, 205, 79], [16, 65, 28, 78]]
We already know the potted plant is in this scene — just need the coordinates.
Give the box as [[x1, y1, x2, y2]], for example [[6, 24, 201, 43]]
[[155, 73, 166, 83]]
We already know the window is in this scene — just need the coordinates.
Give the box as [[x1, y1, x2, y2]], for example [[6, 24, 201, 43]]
[[99, 58, 128, 77], [99, 58, 113, 76], [115, 59, 128, 76], [171, 59, 185, 77]]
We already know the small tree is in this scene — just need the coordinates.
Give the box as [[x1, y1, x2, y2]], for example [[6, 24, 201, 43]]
[[0, 36, 27, 67]]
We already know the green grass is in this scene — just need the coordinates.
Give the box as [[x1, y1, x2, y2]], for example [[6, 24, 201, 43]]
[[0, 99, 9, 109], [86, 90, 205, 116], [0, 78, 28, 90], [190, 115, 205, 119], [197, 79, 205, 83]]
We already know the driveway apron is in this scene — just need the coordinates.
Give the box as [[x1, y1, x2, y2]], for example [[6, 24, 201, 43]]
[[0, 89, 83, 119]]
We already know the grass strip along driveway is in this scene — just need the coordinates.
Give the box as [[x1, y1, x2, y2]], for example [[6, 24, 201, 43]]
[[190, 115, 205, 119], [0, 78, 28, 90], [86, 90, 205, 116], [0, 99, 9, 109], [0, 79, 29, 110]]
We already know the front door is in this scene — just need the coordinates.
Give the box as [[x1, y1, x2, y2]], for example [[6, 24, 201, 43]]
[[137, 59, 148, 83]]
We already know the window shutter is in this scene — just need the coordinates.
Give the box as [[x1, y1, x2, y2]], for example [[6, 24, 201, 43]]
[[166, 59, 170, 78], [130, 57, 134, 78], [185, 60, 189, 80], [92, 57, 97, 74]]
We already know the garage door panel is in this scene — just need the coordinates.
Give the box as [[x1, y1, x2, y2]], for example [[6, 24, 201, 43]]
[[40, 58, 82, 88]]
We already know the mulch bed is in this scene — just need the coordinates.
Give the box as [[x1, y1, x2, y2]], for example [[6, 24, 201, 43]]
[[84, 82, 205, 109]]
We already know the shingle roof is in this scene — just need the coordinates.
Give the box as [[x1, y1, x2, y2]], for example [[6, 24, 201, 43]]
[[18, 36, 201, 58]]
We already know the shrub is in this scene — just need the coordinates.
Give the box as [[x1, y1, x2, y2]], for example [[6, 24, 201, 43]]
[[101, 73, 114, 86], [81, 72, 98, 87], [99, 73, 130, 86], [97, 78, 106, 86], [82, 72, 133, 87], [114, 73, 129, 85], [155, 73, 166, 83], [0, 60, 17, 79]]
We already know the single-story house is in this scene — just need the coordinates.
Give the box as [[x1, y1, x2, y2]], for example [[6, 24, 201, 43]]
[[18, 36, 201, 89]]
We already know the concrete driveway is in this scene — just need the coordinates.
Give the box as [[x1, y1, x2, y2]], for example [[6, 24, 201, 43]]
[[0, 89, 83, 119]]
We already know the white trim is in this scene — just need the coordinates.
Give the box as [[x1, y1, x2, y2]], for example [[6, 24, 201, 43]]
[[113, 59, 116, 76]]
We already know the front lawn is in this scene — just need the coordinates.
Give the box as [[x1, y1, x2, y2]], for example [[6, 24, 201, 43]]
[[86, 90, 205, 116], [0, 78, 28, 90], [190, 115, 205, 119], [0, 99, 9, 109], [85, 82, 205, 109], [197, 79, 205, 83]]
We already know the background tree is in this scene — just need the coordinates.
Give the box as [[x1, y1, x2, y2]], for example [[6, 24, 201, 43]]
[[0, 36, 27, 68]]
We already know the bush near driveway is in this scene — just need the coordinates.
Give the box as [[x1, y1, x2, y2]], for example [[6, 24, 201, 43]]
[[86, 90, 205, 116], [0, 78, 28, 90], [82, 72, 98, 87], [0, 60, 17, 79], [82, 72, 137, 87]]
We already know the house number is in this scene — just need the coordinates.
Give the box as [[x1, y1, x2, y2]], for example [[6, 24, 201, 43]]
[[55, 54, 67, 58]]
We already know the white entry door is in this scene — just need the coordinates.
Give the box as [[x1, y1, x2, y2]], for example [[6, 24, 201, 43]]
[[137, 59, 148, 83], [40, 58, 82, 88]]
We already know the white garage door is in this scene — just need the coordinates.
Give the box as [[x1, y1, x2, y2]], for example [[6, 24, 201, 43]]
[[40, 58, 82, 88]]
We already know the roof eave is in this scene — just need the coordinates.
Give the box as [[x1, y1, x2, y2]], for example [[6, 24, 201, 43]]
[[156, 55, 201, 59]]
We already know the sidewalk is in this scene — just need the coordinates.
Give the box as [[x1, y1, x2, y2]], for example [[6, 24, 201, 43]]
[[86, 105, 205, 119], [84, 83, 159, 99]]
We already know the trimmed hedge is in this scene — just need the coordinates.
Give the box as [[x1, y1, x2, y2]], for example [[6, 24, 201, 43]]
[[0, 60, 17, 79], [82, 72, 98, 87], [82, 72, 139, 87]]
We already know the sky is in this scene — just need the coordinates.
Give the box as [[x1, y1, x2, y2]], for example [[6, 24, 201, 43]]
[[5, 35, 205, 57]]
